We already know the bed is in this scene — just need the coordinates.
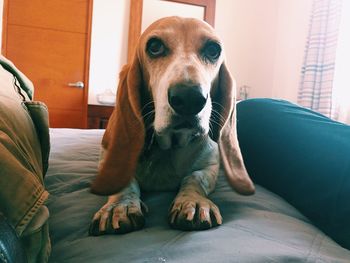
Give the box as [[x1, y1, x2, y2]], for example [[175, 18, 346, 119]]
[[1, 55, 350, 263], [44, 128, 350, 263]]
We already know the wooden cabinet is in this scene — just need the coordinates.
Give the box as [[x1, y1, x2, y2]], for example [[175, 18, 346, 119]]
[[87, 105, 114, 129]]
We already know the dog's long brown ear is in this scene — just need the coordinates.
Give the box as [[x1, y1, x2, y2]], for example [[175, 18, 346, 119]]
[[211, 63, 255, 195], [90, 55, 145, 195]]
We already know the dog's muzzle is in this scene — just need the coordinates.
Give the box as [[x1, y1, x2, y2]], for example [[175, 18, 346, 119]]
[[154, 84, 208, 150]]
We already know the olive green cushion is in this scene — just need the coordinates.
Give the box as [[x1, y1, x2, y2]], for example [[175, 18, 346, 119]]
[[0, 56, 50, 263]]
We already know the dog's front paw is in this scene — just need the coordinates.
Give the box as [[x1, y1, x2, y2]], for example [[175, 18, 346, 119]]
[[89, 199, 146, 236], [168, 194, 222, 230]]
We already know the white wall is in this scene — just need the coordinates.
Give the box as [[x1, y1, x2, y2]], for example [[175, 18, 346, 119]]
[[216, 0, 279, 99], [142, 0, 204, 32], [88, 0, 130, 105], [272, 0, 313, 102], [216, 0, 312, 102]]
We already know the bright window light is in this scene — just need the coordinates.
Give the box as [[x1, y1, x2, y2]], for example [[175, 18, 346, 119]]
[[332, 0, 350, 123]]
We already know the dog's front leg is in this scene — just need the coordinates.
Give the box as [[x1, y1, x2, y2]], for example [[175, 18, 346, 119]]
[[89, 179, 146, 235], [169, 163, 222, 230]]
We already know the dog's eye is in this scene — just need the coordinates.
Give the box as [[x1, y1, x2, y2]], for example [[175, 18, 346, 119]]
[[146, 38, 167, 58], [202, 41, 221, 62]]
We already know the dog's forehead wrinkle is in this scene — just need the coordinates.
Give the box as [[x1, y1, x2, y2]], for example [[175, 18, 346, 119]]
[[146, 28, 175, 40]]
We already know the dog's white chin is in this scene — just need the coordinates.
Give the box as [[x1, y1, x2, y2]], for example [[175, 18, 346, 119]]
[[155, 129, 200, 150]]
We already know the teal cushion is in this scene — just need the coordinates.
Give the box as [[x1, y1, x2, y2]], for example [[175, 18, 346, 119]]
[[237, 98, 350, 249]]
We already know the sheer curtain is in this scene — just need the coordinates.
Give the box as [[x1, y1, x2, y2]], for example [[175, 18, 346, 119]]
[[332, 0, 350, 124], [298, 0, 342, 117]]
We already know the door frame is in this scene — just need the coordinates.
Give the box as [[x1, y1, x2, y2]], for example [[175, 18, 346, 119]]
[[1, 0, 93, 128]]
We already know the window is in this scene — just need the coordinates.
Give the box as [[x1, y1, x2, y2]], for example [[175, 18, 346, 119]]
[[332, 0, 350, 123]]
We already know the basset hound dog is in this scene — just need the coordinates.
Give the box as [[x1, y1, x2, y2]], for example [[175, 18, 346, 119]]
[[89, 16, 255, 235]]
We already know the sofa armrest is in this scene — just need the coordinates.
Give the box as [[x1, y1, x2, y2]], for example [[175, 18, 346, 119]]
[[0, 213, 27, 263]]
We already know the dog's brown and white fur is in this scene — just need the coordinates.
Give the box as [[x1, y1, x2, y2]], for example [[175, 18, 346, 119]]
[[89, 17, 254, 235]]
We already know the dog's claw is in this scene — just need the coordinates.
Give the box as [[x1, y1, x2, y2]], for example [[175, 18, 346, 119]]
[[89, 219, 104, 236], [89, 201, 145, 235], [168, 195, 222, 230]]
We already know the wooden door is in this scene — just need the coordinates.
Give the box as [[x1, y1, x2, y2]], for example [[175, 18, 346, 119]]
[[2, 0, 92, 128]]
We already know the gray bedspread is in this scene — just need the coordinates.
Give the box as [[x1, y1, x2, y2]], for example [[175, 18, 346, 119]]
[[45, 128, 350, 263]]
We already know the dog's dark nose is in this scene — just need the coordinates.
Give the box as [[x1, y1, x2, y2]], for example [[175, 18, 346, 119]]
[[168, 84, 207, 115]]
